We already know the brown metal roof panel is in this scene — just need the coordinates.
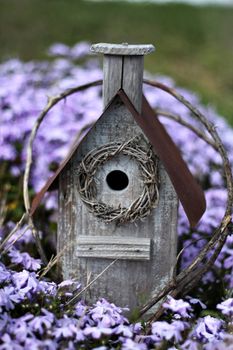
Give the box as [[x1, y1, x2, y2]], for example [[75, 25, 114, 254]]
[[117, 89, 206, 228]]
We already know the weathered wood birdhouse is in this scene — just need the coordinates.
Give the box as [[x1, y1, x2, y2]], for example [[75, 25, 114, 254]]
[[32, 43, 205, 311]]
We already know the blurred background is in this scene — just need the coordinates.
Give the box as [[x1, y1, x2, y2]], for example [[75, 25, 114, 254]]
[[0, 0, 232, 123]]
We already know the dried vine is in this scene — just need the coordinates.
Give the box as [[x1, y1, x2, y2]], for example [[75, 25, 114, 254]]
[[23, 80, 102, 214], [140, 79, 233, 323], [77, 137, 159, 224], [156, 109, 216, 150], [21, 80, 102, 264], [12, 77, 232, 324]]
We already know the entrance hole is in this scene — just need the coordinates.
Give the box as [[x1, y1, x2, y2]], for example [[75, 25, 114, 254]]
[[106, 170, 129, 191]]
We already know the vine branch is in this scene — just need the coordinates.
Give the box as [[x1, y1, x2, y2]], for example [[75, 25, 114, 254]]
[[11, 77, 232, 323], [139, 79, 233, 322], [22, 80, 102, 264]]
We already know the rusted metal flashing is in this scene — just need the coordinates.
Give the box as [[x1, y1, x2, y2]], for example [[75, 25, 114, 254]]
[[118, 90, 206, 227]]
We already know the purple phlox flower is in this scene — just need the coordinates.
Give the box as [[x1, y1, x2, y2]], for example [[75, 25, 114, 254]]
[[93, 347, 108, 350], [47, 43, 71, 57], [74, 300, 87, 318], [83, 323, 113, 339], [90, 298, 128, 327], [181, 339, 200, 350], [44, 193, 57, 210], [217, 298, 233, 317], [0, 228, 4, 242], [12, 270, 38, 291], [187, 297, 207, 309], [53, 322, 78, 339], [210, 170, 224, 187], [3, 224, 33, 248], [202, 270, 216, 285], [71, 42, 91, 59], [24, 338, 56, 350], [193, 316, 223, 342], [0, 288, 14, 311], [151, 320, 187, 343], [196, 189, 227, 235], [224, 274, 233, 289], [0, 313, 12, 336], [179, 233, 207, 270], [0, 286, 23, 312], [0, 144, 16, 161], [203, 335, 233, 350], [114, 324, 133, 338], [0, 263, 11, 284], [221, 335, 233, 350], [53, 316, 84, 341], [163, 295, 193, 318], [10, 165, 21, 177], [39, 280, 57, 296], [0, 333, 24, 350], [65, 341, 76, 350], [28, 308, 54, 335], [74, 328, 85, 342], [9, 314, 34, 343], [12, 270, 52, 301], [131, 322, 143, 334], [8, 247, 41, 271], [121, 338, 148, 350], [224, 255, 233, 269], [58, 279, 81, 296]]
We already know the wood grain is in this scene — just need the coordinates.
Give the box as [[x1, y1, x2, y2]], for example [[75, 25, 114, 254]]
[[76, 236, 151, 260]]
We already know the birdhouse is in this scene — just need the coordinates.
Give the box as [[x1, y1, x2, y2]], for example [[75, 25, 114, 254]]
[[31, 43, 205, 312]]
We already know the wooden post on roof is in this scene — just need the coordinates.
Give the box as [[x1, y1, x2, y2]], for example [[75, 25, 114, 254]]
[[57, 43, 178, 313], [98, 43, 149, 109]]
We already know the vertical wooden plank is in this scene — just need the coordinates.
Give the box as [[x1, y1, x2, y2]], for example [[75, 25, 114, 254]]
[[122, 56, 144, 112], [103, 55, 123, 107], [103, 54, 144, 111]]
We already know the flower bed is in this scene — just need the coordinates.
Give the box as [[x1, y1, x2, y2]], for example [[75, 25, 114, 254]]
[[0, 42, 232, 349]]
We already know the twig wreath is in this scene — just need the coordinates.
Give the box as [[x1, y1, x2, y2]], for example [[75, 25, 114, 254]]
[[76, 137, 159, 224], [2, 78, 230, 323]]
